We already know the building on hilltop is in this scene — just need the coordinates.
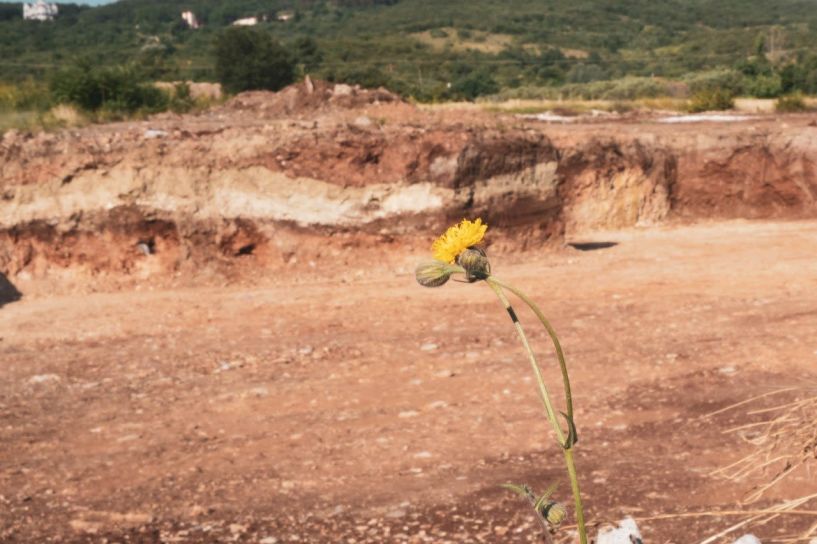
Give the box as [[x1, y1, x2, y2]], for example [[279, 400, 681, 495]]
[[181, 10, 200, 29], [231, 16, 258, 26], [23, 0, 58, 21]]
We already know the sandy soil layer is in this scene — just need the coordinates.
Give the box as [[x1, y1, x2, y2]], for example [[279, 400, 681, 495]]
[[2, 220, 816, 543]]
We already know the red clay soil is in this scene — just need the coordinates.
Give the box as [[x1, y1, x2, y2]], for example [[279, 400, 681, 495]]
[[2, 220, 817, 543]]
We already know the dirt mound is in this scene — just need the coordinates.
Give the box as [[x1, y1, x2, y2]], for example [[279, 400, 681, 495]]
[[219, 77, 403, 118]]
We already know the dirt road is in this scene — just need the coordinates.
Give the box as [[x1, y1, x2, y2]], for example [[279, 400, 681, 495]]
[[2, 220, 816, 543]]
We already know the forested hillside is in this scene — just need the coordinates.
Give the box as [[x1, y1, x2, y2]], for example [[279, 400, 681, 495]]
[[3, 0, 817, 100]]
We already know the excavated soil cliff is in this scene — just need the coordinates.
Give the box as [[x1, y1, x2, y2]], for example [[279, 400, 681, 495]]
[[1, 80, 816, 288]]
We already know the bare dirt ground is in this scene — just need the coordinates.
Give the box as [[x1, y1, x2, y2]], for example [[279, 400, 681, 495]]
[[2, 219, 816, 543]]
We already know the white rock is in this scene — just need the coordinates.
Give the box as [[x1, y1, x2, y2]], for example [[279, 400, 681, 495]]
[[333, 84, 353, 96], [143, 129, 168, 139], [597, 517, 642, 544], [733, 535, 762, 544], [420, 342, 438, 351]]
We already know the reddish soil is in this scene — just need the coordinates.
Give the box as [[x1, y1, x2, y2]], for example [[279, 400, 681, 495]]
[[2, 220, 817, 543]]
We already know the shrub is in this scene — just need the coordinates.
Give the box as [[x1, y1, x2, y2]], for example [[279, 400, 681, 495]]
[[449, 70, 500, 100], [168, 82, 196, 113], [684, 68, 745, 96], [775, 93, 809, 113], [687, 87, 734, 112], [745, 74, 782, 98], [214, 28, 295, 94], [50, 62, 168, 113]]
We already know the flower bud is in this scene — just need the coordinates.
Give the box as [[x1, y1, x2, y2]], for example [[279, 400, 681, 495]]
[[456, 247, 491, 282], [538, 501, 567, 527], [415, 260, 454, 288]]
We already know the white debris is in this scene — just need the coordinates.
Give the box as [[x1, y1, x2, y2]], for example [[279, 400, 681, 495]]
[[733, 535, 762, 544], [597, 517, 643, 544], [520, 113, 577, 123], [658, 114, 755, 123], [420, 342, 438, 351]]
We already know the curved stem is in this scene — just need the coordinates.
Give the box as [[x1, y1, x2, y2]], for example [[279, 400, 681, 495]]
[[485, 279, 565, 444], [489, 276, 573, 420], [485, 277, 587, 544]]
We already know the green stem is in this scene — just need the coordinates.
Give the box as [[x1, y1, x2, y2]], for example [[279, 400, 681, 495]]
[[486, 279, 564, 444], [563, 447, 587, 544], [489, 277, 573, 420], [485, 277, 588, 544]]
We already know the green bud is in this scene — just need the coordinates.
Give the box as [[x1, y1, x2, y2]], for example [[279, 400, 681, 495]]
[[415, 260, 454, 288], [456, 247, 490, 282], [538, 501, 567, 527]]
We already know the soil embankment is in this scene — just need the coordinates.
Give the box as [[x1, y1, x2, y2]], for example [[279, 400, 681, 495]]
[[1, 80, 816, 287]]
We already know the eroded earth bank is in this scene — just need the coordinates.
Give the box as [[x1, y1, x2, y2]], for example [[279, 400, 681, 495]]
[[2, 80, 816, 290], [1, 83, 817, 543]]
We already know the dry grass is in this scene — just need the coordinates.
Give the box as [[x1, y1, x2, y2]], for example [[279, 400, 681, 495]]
[[48, 104, 86, 127], [705, 386, 817, 542]]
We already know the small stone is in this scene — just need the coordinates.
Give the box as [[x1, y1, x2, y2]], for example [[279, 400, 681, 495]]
[[398, 411, 419, 418], [259, 538, 278, 544], [413, 451, 432, 458], [70, 519, 102, 534], [385, 509, 406, 519], [28, 374, 60, 384], [298, 346, 314, 355], [215, 361, 233, 373], [229, 524, 247, 535], [420, 343, 438, 352], [493, 526, 509, 536], [249, 387, 270, 398]]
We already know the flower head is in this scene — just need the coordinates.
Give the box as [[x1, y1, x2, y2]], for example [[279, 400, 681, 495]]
[[432, 218, 488, 264]]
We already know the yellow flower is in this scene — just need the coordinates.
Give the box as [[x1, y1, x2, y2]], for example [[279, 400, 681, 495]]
[[432, 218, 488, 264]]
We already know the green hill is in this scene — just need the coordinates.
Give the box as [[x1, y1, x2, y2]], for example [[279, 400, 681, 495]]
[[3, 0, 817, 100]]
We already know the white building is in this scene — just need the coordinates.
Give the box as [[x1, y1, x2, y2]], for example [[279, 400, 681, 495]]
[[23, 0, 58, 21], [231, 16, 258, 26], [181, 10, 200, 29]]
